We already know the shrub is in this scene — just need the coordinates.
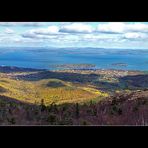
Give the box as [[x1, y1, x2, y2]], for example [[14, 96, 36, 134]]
[[110, 105, 122, 115], [34, 109, 39, 115], [47, 114, 57, 124], [86, 108, 93, 114], [111, 99, 118, 106], [53, 104, 58, 113], [142, 100, 147, 105], [59, 118, 73, 125], [62, 106, 67, 112], [93, 108, 97, 116], [133, 105, 139, 112], [7, 117, 16, 125], [80, 120, 89, 125], [48, 103, 59, 113]]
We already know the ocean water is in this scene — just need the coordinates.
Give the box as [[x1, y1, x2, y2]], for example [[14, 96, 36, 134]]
[[0, 47, 148, 71]]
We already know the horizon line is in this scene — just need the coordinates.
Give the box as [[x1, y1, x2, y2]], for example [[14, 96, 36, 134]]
[[0, 46, 147, 50]]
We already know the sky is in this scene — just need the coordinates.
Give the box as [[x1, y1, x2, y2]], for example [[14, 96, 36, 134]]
[[0, 22, 148, 49]]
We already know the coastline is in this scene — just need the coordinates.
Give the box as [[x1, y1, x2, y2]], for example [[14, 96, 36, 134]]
[[0, 65, 47, 73], [0, 65, 147, 73]]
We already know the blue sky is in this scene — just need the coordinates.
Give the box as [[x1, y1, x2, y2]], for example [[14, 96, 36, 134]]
[[0, 22, 148, 49]]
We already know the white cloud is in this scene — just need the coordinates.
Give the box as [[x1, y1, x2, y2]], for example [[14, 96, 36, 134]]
[[97, 22, 148, 34], [123, 32, 147, 40], [22, 26, 61, 39], [126, 23, 148, 33], [32, 26, 59, 35], [59, 23, 94, 33], [4, 28, 14, 34], [22, 26, 70, 40], [97, 22, 125, 33]]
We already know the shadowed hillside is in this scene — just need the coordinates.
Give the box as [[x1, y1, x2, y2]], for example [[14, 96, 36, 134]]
[[12, 70, 100, 83], [10, 69, 148, 93], [119, 75, 148, 89]]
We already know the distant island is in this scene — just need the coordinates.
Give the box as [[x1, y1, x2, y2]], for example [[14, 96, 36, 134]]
[[50, 64, 96, 70], [111, 63, 128, 67]]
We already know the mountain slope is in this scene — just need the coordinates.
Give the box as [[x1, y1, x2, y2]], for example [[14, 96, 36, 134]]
[[0, 90, 148, 125]]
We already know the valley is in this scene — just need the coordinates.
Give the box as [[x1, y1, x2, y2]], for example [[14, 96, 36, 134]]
[[0, 66, 148, 125]]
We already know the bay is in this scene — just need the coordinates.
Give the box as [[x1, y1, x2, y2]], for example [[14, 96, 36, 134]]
[[0, 47, 147, 71]]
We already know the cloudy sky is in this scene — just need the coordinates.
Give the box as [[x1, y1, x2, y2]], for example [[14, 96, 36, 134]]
[[0, 22, 148, 49]]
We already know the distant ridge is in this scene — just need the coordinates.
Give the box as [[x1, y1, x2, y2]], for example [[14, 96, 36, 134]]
[[0, 65, 46, 73]]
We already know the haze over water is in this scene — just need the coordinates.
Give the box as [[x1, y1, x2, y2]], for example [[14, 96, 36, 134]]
[[0, 47, 148, 71]]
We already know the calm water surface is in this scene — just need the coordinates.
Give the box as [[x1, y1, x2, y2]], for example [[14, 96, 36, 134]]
[[0, 47, 147, 71]]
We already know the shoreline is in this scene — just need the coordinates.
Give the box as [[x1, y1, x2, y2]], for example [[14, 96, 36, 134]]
[[0, 65, 147, 73]]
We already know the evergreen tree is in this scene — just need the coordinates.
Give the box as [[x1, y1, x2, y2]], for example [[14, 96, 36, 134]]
[[40, 99, 46, 112], [75, 103, 79, 118]]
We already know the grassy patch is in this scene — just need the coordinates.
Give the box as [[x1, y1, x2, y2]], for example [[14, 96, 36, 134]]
[[0, 77, 107, 105]]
